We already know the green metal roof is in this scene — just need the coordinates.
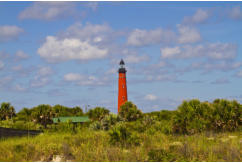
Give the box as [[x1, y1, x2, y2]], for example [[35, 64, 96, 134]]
[[52, 116, 90, 123]]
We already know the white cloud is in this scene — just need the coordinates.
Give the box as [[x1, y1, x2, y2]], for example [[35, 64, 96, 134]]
[[105, 68, 116, 75], [146, 74, 177, 82], [183, 9, 209, 24], [161, 47, 181, 58], [84, 2, 98, 11], [124, 54, 149, 64], [0, 61, 4, 70], [15, 50, 29, 59], [0, 25, 24, 42], [161, 43, 237, 59], [64, 73, 82, 81], [64, 73, 109, 86], [19, 2, 76, 21], [65, 23, 110, 37], [190, 61, 242, 72], [29, 66, 53, 88], [38, 36, 108, 62], [14, 84, 26, 92], [230, 6, 242, 20], [37, 66, 53, 76], [206, 43, 237, 59], [62, 23, 114, 44], [127, 28, 176, 46], [30, 77, 49, 87], [177, 25, 201, 44], [144, 94, 158, 101]]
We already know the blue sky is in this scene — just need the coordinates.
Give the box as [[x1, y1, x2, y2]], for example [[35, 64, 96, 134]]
[[0, 1, 242, 113]]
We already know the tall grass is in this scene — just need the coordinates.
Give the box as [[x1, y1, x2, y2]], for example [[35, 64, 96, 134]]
[[0, 129, 241, 161]]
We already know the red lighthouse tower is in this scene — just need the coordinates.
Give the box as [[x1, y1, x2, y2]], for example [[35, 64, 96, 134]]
[[118, 59, 128, 112]]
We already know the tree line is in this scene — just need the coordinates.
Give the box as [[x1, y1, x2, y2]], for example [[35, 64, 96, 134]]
[[0, 99, 241, 134]]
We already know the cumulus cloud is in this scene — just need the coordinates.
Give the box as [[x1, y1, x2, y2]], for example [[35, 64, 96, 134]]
[[230, 6, 242, 20], [127, 28, 176, 46], [190, 61, 242, 73], [15, 50, 29, 59], [37, 23, 116, 62], [183, 9, 209, 24], [11, 65, 34, 77], [64, 73, 109, 86], [64, 73, 82, 81], [0, 25, 24, 42], [177, 25, 201, 44], [38, 36, 108, 62], [37, 66, 53, 76], [30, 77, 49, 87], [124, 54, 149, 64], [144, 94, 158, 101], [146, 74, 177, 82], [161, 46, 181, 58], [161, 43, 237, 59], [30, 66, 53, 88], [19, 2, 76, 21], [61, 23, 114, 43]]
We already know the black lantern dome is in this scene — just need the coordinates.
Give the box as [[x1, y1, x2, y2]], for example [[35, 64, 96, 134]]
[[118, 59, 127, 73], [120, 59, 125, 66]]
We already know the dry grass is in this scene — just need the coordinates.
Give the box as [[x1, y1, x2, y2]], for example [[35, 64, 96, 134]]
[[0, 129, 241, 162]]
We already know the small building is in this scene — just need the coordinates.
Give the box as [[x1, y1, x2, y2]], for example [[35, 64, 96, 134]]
[[52, 116, 90, 124]]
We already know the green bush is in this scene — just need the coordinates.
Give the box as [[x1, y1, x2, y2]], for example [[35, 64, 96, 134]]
[[100, 114, 119, 130], [87, 107, 110, 121], [145, 110, 175, 121], [118, 101, 143, 122], [0, 102, 16, 120], [148, 149, 176, 162], [108, 122, 141, 147], [52, 105, 83, 117], [172, 99, 241, 134], [89, 121, 101, 130], [211, 99, 241, 131], [172, 100, 213, 134]]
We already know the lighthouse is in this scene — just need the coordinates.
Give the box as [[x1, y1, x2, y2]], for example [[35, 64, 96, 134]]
[[118, 59, 128, 112]]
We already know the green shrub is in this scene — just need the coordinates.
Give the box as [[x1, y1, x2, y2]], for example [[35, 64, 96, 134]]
[[172, 99, 241, 134], [89, 114, 119, 131], [118, 101, 143, 122], [212, 99, 241, 131], [145, 110, 176, 121], [89, 121, 101, 130], [148, 149, 176, 162], [108, 122, 141, 147], [0, 102, 16, 120], [100, 114, 119, 130], [87, 107, 110, 121], [172, 99, 213, 134]]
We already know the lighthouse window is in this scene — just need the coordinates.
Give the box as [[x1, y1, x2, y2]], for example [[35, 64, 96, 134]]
[[122, 96, 125, 101], [122, 84, 124, 88]]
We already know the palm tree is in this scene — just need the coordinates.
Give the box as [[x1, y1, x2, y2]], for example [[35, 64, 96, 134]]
[[0, 102, 16, 120]]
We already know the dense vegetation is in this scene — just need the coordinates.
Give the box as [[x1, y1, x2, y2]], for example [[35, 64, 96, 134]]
[[0, 99, 241, 161]]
